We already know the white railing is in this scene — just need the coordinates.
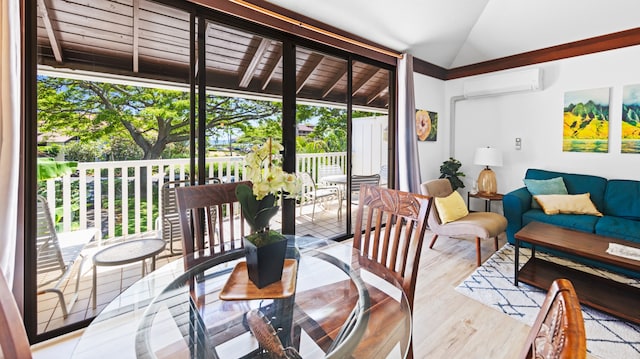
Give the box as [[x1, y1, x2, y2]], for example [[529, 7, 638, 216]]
[[39, 152, 347, 239]]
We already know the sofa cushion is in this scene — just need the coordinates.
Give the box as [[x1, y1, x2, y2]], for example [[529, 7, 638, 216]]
[[523, 177, 568, 208], [522, 209, 599, 234], [595, 216, 640, 244], [534, 193, 602, 216], [525, 169, 607, 211], [603, 180, 640, 220]]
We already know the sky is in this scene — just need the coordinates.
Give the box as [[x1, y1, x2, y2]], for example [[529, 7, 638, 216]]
[[564, 87, 610, 106]]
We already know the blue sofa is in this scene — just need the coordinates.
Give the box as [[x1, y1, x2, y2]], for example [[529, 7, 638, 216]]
[[504, 168, 640, 278]]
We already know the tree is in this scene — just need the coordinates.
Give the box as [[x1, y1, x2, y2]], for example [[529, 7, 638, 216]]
[[37, 76, 280, 160]]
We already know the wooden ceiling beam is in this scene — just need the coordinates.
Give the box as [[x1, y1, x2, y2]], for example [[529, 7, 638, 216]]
[[352, 68, 382, 96], [132, 0, 140, 72], [37, 0, 63, 63], [367, 85, 387, 105], [239, 37, 270, 88], [261, 53, 281, 90], [296, 54, 324, 94], [321, 68, 346, 98]]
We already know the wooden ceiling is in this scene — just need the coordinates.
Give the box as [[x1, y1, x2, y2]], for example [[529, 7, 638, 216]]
[[36, 0, 390, 110]]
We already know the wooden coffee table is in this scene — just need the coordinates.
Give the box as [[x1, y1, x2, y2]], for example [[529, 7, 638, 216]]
[[514, 221, 640, 324]]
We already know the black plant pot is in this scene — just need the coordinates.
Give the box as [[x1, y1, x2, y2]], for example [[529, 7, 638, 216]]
[[243, 236, 287, 288]]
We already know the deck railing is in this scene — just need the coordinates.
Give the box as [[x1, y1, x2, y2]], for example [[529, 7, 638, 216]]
[[39, 152, 347, 240]]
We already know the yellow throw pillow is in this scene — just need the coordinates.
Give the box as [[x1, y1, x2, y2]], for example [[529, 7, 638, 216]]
[[435, 191, 469, 224], [534, 193, 603, 216]]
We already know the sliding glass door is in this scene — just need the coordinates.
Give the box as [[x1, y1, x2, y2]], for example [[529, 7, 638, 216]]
[[29, 0, 395, 341]]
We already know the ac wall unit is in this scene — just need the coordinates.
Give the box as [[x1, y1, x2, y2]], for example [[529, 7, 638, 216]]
[[463, 68, 543, 98]]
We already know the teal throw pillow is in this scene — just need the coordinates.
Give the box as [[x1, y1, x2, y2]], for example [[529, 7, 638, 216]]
[[523, 177, 568, 209]]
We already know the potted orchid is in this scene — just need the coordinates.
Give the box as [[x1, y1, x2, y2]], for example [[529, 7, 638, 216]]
[[235, 138, 299, 288]]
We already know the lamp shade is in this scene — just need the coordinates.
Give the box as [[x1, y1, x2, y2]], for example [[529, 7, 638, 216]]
[[473, 147, 503, 167]]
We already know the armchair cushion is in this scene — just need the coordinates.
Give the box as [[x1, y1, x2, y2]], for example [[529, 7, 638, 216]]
[[434, 191, 469, 224]]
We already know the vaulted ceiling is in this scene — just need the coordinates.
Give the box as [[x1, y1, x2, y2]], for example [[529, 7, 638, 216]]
[[36, 0, 640, 111], [265, 0, 640, 69]]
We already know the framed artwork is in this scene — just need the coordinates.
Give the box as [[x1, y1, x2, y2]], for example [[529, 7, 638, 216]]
[[622, 84, 640, 153], [563, 88, 610, 153], [416, 109, 438, 141]]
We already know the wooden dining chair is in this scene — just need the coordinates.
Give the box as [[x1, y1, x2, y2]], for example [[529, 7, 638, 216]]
[[352, 184, 432, 359], [0, 268, 32, 359], [520, 279, 587, 359], [175, 181, 251, 268]]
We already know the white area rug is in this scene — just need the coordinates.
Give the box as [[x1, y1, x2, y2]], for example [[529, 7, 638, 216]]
[[455, 244, 640, 358]]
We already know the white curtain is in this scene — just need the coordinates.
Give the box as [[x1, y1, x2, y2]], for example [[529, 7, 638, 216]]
[[396, 53, 421, 193], [0, 0, 21, 288]]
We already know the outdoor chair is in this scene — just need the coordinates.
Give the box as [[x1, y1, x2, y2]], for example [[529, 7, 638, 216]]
[[160, 178, 221, 256], [36, 195, 97, 318], [421, 179, 507, 266], [298, 172, 342, 220], [175, 181, 250, 269], [0, 267, 32, 359], [519, 279, 586, 359], [349, 174, 380, 204], [352, 184, 431, 359], [317, 164, 344, 185]]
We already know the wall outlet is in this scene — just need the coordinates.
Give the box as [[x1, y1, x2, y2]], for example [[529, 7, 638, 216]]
[[515, 137, 522, 150]]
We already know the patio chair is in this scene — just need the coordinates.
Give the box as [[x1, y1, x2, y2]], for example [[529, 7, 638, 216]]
[[0, 267, 32, 359], [175, 181, 251, 269], [317, 164, 344, 185], [36, 195, 97, 318], [352, 184, 432, 359], [160, 178, 221, 256], [349, 174, 380, 204], [519, 279, 586, 359], [299, 172, 342, 220]]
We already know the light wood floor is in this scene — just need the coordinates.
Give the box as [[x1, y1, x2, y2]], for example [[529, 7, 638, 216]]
[[37, 227, 605, 358], [411, 232, 531, 358]]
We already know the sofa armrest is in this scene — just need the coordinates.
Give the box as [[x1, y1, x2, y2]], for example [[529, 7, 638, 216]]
[[503, 187, 532, 244]]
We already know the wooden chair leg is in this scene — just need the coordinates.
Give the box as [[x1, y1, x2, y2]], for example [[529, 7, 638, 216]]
[[428, 234, 439, 249], [476, 237, 481, 267]]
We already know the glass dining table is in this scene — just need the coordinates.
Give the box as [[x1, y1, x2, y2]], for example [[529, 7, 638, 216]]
[[71, 236, 412, 359]]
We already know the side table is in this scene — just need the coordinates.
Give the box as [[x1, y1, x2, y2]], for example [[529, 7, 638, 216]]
[[467, 192, 504, 212], [92, 238, 166, 308]]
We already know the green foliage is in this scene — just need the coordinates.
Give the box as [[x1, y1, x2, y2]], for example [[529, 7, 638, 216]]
[[38, 76, 279, 160], [235, 184, 280, 246], [62, 142, 102, 162], [439, 157, 466, 190]]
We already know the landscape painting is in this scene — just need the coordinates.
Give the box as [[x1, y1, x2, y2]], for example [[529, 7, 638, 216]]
[[416, 109, 438, 141], [563, 88, 610, 153], [622, 84, 640, 153]]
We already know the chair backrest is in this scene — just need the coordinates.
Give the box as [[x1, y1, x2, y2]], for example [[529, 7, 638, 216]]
[[36, 196, 67, 284], [175, 181, 250, 268], [0, 268, 32, 359], [352, 184, 432, 309], [318, 164, 343, 180], [520, 279, 587, 359], [420, 179, 455, 229]]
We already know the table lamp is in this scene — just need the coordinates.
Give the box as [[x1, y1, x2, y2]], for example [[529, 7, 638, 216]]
[[473, 147, 503, 194]]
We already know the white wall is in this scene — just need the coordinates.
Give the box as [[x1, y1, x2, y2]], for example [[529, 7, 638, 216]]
[[415, 45, 640, 199], [414, 73, 446, 183]]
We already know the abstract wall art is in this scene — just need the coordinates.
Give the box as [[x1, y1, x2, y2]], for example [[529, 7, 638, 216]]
[[416, 109, 438, 141]]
